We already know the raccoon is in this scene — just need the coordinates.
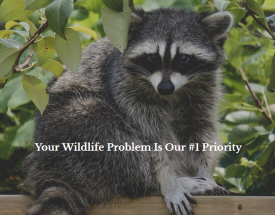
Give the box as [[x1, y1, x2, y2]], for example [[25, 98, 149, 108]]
[[24, 3, 233, 215]]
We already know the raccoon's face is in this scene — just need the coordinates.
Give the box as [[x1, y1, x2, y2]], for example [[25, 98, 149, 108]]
[[123, 9, 233, 96]]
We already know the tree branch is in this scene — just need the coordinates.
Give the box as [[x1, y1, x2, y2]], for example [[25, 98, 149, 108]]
[[242, 2, 275, 41], [11, 22, 49, 74], [11, 0, 78, 75], [239, 67, 274, 123]]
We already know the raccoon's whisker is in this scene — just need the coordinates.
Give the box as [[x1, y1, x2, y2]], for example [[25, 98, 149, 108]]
[[188, 69, 209, 77], [184, 63, 209, 75], [128, 62, 151, 76], [129, 65, 151, 76]]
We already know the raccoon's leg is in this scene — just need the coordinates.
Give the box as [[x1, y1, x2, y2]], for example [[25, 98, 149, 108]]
[[179, 149, 228, 196], [157, 155, 197, 215]]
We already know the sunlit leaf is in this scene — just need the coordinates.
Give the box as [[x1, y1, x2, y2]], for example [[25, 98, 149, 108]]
[[0, 0, 34, 22], [22, 74, 49, 115], [41, 59, 64, 77], [35, 36, 56, 65], [70, 26, 98, 40], [54, 28, 82, 74]]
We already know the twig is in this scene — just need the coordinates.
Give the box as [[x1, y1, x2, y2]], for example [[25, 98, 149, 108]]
[[16, 51, 34, 71], [242, 2, 275, 41], [239, 67, 274, 123], [11, 22, 49, 74], [11, 0, 78, 75]]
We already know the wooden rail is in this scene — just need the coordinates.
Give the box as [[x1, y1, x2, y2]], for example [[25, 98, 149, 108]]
[[0, 195, 274, 215]]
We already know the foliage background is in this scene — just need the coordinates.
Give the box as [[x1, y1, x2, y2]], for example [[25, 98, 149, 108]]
[[0, 0, 275, 195]]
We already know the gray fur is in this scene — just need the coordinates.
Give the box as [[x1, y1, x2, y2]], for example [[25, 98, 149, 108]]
[[24, 7, 233, 215]]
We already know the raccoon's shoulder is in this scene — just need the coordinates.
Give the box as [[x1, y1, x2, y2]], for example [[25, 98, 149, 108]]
[[47, 37, 116, 94]]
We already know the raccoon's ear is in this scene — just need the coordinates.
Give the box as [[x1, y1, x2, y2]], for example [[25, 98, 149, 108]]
[[129, 9, 146, 38], [129, 0, 134, 10], [201, 11, 233, 43]]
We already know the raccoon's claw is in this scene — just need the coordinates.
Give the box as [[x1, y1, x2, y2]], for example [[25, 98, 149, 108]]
[[164, 187, 195, 215], [184, 193, 197, 205], [178, 177, 228, 196], [214, 186, 229, 196]]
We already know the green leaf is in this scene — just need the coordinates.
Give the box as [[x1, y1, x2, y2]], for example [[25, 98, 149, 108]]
[[267, 53, 275, 92], [215, 0, 230, 11], [6, 68, 53, 110], [256, 0, 265, 5], [54, 28, 82, 74], [45, 0, 74, 39], [246, 136, 268, 156], [226, 2, 240, 10], [0, 48, 20, 78], [0, 126, 19, 160], [256, 141, 275, 167], [69, 26, 98, 40], [78, 0, 104, 12], [228, 124, 259, 144], [101, 0, 123, 12], [21, 19, 37, 36], [69, 9, 89, 20], [22, 74, 49, 115], [25, 0, 54, 10], [225, 111, 260, 124], [102, 0, 131, 53], [243, 44, 264, 52], [5, 20, 30, 32], [41, 59, 64, 77], [225, 164, 247, 177], [251, 141, 275, 180], [229, 8, 246, 23], [245, 0, 265, 17], [246, 83, 265, 93], [11, 120, 35, 148], [0, 74, 22, 113], [0, 0, 34, 22], [0, 38, 20, 49], [35, 36, 56, 65], [7, 83, 32, 109], [201, 0, 209, 6]]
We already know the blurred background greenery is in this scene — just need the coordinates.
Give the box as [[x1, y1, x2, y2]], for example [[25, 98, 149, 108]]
[[0, 0, 275, 195]]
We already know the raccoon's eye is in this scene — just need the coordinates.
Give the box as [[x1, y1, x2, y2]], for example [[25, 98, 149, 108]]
[[147, 54, 158, 63], [180, 55, 190, 64]]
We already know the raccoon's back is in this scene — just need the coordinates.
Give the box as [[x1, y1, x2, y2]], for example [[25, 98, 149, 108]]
[[48, 37, 116, 95], [34, 38, 120, 144]]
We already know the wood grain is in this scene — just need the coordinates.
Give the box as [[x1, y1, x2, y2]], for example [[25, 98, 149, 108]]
[[0, 195, 274, 215]]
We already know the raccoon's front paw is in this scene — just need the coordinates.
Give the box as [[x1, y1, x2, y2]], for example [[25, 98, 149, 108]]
[[178, 177, 228, 196], [163, 185, 196, 215]]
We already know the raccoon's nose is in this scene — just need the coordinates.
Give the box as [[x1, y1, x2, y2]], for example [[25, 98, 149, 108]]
[[157, 81, 175, 95]]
